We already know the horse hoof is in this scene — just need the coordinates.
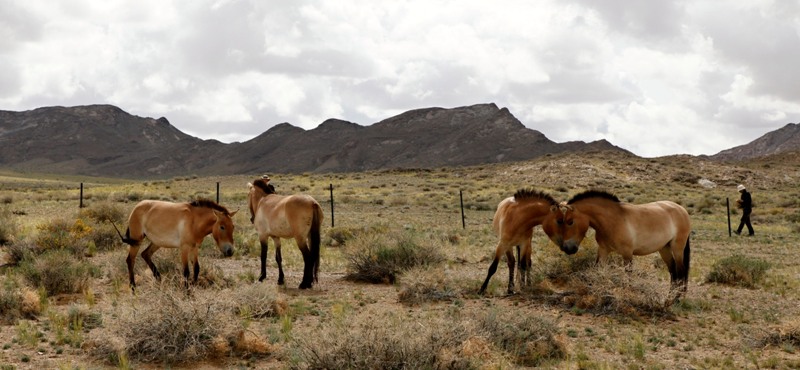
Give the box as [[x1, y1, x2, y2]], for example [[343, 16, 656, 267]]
[[299, 283, 312, 289]]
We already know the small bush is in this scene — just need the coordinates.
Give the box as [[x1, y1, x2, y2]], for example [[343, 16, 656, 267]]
[[325, 227, 358, 246], [81, 201, 126, 224], [34, 218, 92, 256], [706, 254, 770, 288], [479, 309, 566, 366], [19, 249, 94, 295], [0, 207, 18, 245], [343, 230, 445, 284]]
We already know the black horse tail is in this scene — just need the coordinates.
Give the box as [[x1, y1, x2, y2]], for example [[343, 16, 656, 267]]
[[682, 235, 691, 282], [309, 203, 322, 283], [110, 221, 136, 246]]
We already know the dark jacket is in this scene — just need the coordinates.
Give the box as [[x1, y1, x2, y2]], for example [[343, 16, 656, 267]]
[[740, 190, 752, 211]]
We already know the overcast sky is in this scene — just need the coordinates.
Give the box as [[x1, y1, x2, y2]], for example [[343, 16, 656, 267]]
[[2, 1, 799, 157]]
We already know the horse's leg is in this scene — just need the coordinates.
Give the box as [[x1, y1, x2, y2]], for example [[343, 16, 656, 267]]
[[274, 237, 285, 286], [479, 242, 507, 294], [140, 242, 162, 282], [596, 245, 611, 264], [180, 244, 191, 289], [658, 247, 677, 284], [297, 236, 313, 289], [258, 237, 269, 282], [505, 249, 516, 294], [126, 243, 141, 292], [191, 245, 200, 285], [521, 239, 533, 287]]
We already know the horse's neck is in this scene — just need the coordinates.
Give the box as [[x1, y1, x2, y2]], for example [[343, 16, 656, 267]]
[[577, 200, 621, 230]]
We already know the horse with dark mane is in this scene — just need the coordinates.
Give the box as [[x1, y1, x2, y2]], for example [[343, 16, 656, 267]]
[[553, 190, 692, 300], [479, 188, 562, 294], [247, 178, 323, 289], [115, 199, 237, 292]]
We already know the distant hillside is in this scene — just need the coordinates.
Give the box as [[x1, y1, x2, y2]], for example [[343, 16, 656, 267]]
[[711, 123, 800, 161], [0, 103, 627, 178]]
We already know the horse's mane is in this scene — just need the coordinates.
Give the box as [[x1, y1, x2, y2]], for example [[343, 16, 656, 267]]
[[252, 178, 276, 194], [513, 188, 557, 205], [190, 198, 231, 215], [568, 190, 620, 204]]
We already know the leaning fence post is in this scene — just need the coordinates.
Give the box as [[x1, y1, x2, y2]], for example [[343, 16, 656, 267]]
[[329, 183, 335, 227], [460, 189, 466, 229], [79, 183, 84, 208], [727, 197, 731, 237]]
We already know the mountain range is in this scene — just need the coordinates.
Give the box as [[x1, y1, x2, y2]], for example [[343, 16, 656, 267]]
[[0, 104, 797, 179]]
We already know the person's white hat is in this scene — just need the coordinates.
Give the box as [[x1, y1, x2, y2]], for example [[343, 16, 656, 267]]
[[737, 184, 746, 192]]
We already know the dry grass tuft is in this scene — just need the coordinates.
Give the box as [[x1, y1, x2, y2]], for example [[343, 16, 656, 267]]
[[292, 313, 473, 370], [0, 275, 41, 323], [397, 265, 463, 305], [91, 285, 238, 365], [556, 263, 672, 317], [478, 309, 566, 366]]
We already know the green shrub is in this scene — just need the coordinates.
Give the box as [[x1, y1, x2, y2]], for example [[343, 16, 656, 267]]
[[706, 254, 770, 288], [344, 230, 445, 284], [19, 249, 94, 295]]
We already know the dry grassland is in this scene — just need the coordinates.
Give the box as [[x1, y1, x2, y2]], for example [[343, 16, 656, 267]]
[[1, 150, 800, 369]]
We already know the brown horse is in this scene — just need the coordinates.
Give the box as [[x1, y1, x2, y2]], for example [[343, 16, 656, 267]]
[[554, 190, 691, 298], [247, 178, 323, 289], [479, 189, 562, 294], [115, 199, 237, 291]]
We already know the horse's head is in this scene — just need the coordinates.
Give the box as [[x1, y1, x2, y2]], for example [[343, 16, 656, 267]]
[[247, 179, 276, 224], [554, 204, 590, 255], [211, 209, 237, 257]]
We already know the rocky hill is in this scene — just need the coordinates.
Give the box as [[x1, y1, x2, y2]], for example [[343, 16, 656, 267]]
[[0, 103, 626, 178], [711, 123, 800, 161]]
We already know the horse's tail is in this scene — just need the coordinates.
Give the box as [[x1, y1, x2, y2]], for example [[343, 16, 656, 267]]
[[309, 203, 323, 283], [110, 221, 137, 246], [682, 235, 691, 281]]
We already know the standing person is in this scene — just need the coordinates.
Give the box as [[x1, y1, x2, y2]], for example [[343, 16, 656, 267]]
[[735, 184, 754, 236]]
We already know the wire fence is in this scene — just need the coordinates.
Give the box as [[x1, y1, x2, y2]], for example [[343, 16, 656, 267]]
[[76, 182, 498, 230]]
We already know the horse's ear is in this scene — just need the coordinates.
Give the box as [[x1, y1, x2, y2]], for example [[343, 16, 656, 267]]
[[230, 209, 239, 217], [247, 182, 253, 189], [550, 205, 560, 213]]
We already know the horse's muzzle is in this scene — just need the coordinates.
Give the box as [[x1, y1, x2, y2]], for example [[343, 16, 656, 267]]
[[560, 241, 579, 255], [221, 244, 234, 257]]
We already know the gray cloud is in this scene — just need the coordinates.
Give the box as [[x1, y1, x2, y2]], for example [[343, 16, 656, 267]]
[[2, 0, 798, 157]]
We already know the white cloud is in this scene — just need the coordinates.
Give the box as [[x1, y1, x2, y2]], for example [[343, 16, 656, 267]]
[[2, 0, 798, 157]]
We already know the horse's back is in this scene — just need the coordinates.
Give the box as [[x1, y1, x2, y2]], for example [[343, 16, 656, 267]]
[[128, 200, 190, 247], [623, 200, 690, 254], [492, 197, 514, 234], [255, 194, 321, 238]]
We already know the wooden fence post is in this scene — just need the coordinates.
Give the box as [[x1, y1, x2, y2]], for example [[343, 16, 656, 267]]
[[727, 197, 731, 237], [460, 189, 466, 229], [216, 182, 220, 203], [79, 183, 84, 208], [329, 183, 335, 227]]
